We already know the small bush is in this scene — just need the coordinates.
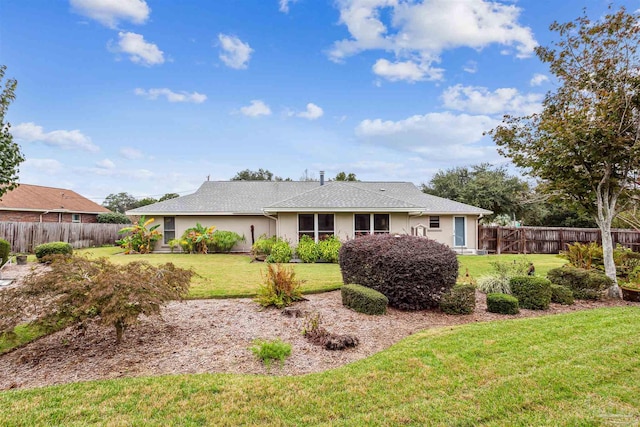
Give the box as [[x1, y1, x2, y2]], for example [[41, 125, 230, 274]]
[[34, 242, 73, 262], [486, 293, 519, 315], [251, 234, 277, 258], [250, 339, 291, 371], [0, 239, 10, 267], [476, 274, 511, 294], [559, 241, 602, 270], [207, 230, 244, 253], [96, 212, 131, 224], [317, 235, 341, 263], [551, 284, 574, 305], [296, 235, 319, 263], [547, 266, 611, 300], [266, 239, 293, 263], [339, 234, 458, 310], [440, 284, 476, 315], [255, 263, 303, 308], [341, 284, 388, 315], [509, 276, 552, 310]]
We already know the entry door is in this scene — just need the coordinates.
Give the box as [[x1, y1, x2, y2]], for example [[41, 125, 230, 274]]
[[454, 217, 466, 247]]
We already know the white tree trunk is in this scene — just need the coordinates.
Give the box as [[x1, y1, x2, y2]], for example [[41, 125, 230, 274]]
[[595, 179, 621, 299]]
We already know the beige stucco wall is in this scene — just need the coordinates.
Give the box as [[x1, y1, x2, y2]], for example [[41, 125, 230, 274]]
[[409, 214, 479, 251], [153, 215, 275, 252]]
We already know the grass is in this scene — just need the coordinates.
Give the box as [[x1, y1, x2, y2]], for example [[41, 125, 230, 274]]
[[458, 253, 567, 280], [0, 306, 638, 426], [0, 324, 48, 354], [76, 247, 343, 299]]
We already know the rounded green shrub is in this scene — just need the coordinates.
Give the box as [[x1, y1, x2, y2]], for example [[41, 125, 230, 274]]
[[266, 239, 293, 263], [509, 276, 552, 310], [0, 239, 10, 267], [318, 235, 341, 263], [96, 212, 131, 224], [339, 234, 458, 310], [296, 235, 319, 263], [440, 284, 476, 315], [35, 242, 73, 262], [341, 284, 389, 315], [207, 230, 244, 253], [486, 293, 519, 315], [551, 284, 574, 305], [547, 266, 611, 300]]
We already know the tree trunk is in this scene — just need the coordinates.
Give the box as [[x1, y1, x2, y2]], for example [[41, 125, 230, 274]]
[[596, 182, 621, 299], [115, 320, 124, 344]]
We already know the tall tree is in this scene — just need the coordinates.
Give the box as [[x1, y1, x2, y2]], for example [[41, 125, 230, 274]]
[[136, 197, 158, 208], [489, 7, 640, 297], [158, 193, 180, 202], [422, 163, 529, 222], [0, 65, 24, 199], [334, 171, 358, 181], [102, 192, 139, 213], [231, 168, 275, 181]]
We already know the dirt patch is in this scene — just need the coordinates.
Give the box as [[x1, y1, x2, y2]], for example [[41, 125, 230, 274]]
[[0, 264, 635, 390]]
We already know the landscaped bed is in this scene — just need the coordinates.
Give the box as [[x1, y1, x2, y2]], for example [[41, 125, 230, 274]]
[[0, 260, 632, 391]]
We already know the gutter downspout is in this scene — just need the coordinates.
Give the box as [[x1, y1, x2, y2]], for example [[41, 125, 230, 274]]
[[40, 211, 50, 223]]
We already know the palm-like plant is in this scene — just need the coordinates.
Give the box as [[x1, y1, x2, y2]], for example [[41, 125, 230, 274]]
[[117, 216, 161, 254], [181, 223, 216, 254]]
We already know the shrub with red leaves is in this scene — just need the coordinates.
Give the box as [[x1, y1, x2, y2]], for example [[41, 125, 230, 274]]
[[339, 234, 458, 310]]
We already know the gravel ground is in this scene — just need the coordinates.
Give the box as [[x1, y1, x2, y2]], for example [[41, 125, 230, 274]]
[[0, 263, 635, 391]]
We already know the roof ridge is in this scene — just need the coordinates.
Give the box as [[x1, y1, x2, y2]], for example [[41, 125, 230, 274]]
[[341, 182, 423, 209], [261, 181, 331, 207]]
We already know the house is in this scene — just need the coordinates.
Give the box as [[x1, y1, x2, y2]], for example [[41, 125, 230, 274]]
[[0, 184, 111, 223], [127, 174, 492, 254]]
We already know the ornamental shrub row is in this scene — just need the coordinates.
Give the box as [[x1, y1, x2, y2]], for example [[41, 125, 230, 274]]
[[487, 293, 519, 314], [439, 284, 476, 315], [341, 283, 388, 315], [509, 276, 552, 310], [35, 242, 73, 262], [546, 266, 611, 300]]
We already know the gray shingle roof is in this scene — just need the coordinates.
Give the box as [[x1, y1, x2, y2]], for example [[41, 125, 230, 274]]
[[127, 180, 492, 215]]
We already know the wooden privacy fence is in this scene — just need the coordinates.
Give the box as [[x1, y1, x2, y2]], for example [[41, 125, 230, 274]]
[[0, 222, 126, 253], [478, 225, 640, 254]]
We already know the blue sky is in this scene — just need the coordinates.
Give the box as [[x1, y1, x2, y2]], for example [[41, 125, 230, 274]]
[[1, 0, 636, 203]]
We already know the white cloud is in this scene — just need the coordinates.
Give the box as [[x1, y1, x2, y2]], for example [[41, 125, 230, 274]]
[[119, 147, 144, 159], [355, 111, 499, 162], [23, 158, 64, 175], [218, 34, 253, 69], [70, 0, 150, 28], [372, 58, 443, 82], [530, 73, 549, 86], [240, 100, 272, 117], [279, 0, 298, 13], [134, 88, 207, 103], [96, 158, 116, 169], [329, 0, 536, 82], [463, 60, 478, 74], [297, 103, 324, 120], [111, 31, 164, 66], [441, 84, 543, 115], [12, 122, 99, 152]]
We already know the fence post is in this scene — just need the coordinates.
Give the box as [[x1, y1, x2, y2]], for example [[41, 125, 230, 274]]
[[496, 226, 502, 255]]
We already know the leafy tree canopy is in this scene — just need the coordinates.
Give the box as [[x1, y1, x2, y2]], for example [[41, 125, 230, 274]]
[[0, 65, 24, 199], [334, 172, 358, 181], [422, 163, 529, 222], [488, 7, 640, 294], [158, 193, 179, 202], [232, 168, 288, 181], [102, 192, 139, 214]]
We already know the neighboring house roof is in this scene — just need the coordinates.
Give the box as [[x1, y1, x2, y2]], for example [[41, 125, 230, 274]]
[[127, 181, 492, 216], [0, 184, 110, 214]]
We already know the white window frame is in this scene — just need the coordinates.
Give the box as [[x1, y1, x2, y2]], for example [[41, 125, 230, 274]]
[[71, 214, 81, 223], [453, 216, 467, 247], [429, 216, 440, 229], [163, 216, 176, 245]]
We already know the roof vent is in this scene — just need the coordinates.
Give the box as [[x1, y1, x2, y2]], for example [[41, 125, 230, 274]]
[[320, 171, 325, 186], [379, 188, 386, 191]]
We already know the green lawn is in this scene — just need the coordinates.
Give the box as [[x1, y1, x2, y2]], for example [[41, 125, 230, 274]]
[[1, 307, 638, 426], [76, 248, 567, 299]]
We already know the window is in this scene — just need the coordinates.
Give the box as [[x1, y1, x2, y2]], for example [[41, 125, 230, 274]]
[[354, 214, 390, 236], [163, 217, 175, 244], [71, 214, 81, 223], [298, 214, 334, 241], [429, 216, 440, 229]]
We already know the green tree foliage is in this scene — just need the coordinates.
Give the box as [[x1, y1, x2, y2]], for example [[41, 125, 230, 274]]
[[136, 197, 157, 207], [0, 65, 24, 199], [96, 212, 132, 224], [102, 192, 139, 213], [488, 7, 640, 297], [334, 172, 358, 181], [0, 255, 193, 343], [422, 163, 529, 222], [231, 168, 288, 181], [158, 193, 179, 202]]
